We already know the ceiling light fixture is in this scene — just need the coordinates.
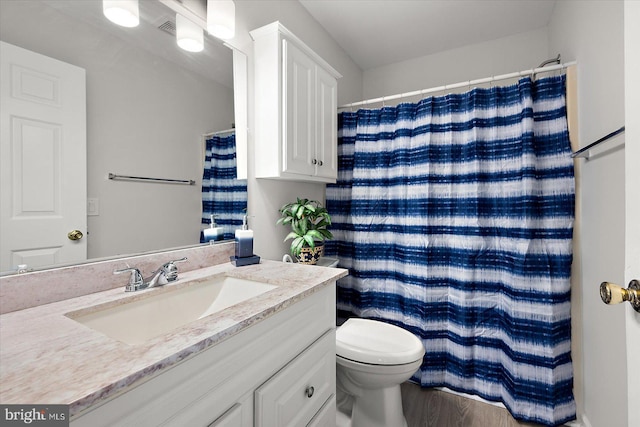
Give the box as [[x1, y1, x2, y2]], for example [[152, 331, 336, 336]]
[[176, 14, 204, 53], [102, 0, 139, 28], [207, 0, 235, 40]]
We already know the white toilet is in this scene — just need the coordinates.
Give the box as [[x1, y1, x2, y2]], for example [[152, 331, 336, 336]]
[[335, 318, 425, 427]]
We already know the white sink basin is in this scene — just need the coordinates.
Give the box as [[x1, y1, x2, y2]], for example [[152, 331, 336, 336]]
[[67, 276, 277, 345]]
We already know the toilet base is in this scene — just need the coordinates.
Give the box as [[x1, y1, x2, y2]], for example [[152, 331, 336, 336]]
[[336, 384, 408, 427]]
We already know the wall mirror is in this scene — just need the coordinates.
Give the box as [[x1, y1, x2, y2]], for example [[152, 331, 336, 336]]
[[0, 0, 247, 275]]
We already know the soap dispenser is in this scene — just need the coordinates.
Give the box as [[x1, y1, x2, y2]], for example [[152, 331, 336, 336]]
[[235, 215, 253, 258], [231, 215, 260, 266], [203, 215, 224, 243]]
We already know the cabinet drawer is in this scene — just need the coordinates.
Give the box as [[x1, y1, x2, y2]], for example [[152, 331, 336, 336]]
[[208, 403, 242, 427], [307, 394, 336, 427], [255, 330, 335, 427]]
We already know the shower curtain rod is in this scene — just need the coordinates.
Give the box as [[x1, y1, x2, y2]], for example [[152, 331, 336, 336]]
[[338, 61, 577, 109], [571, 126, 625, 159], [203, 128, 236, 138]]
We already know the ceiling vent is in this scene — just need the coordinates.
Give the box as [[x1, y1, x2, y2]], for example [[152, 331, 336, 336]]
[[158, 20, 176, 36]]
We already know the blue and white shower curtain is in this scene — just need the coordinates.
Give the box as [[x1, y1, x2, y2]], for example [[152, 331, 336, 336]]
[[201, 133, 247, 241], [326, 76, 576, 426]]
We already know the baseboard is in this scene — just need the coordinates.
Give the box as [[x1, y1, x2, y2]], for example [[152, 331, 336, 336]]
[[565, 413, 592, 427]]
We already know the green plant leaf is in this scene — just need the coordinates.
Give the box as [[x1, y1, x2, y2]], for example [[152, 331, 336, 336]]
[[283, 231, 299, 242], [302, 234, 315, 248], [291, 237, 305, 256], [291, 221, 303, 235], [318, 229, 333, 239], [307, 229, 325, 241], [315, 218, 330, 228]]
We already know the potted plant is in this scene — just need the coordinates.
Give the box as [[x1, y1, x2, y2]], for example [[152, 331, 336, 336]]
[[276, 198, 333, 264]]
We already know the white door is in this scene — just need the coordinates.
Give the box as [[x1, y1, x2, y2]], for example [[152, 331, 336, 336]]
[[315, 65, 338, 180], [283, 39, 316, 176], [624, 3, 639, 426], [0, 41, 87, 272]]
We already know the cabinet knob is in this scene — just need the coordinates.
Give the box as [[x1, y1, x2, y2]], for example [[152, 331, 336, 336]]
[[305, 386, 314, 398], [318, 160, 323, 166], [312, 159, 317, 165]]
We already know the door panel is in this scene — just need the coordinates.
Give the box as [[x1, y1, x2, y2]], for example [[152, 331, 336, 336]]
[[0, 41, 86, 271], [283, 39, 315, 176], [315, 66, 337, 179]]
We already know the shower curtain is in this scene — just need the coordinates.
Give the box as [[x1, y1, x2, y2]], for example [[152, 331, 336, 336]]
[[201, 133, 247, 241], [326, 75, 576, 426]]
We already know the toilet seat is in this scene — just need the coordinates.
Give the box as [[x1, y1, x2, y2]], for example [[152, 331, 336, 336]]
[[336, 318, 424, 365]]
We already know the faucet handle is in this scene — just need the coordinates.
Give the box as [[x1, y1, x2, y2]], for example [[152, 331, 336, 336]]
[[160, 257, 188, 282], [114, 267, 144, 292]]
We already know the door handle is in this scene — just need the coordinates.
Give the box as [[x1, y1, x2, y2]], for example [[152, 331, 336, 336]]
[[67, 230, 84, 241], [600, 280, 640, 312]]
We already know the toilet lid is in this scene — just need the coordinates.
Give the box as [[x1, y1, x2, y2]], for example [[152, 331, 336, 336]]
[[336, 318, 425, 365]]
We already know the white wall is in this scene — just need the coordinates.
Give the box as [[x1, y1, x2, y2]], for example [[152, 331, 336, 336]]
[[0, 1, 234, 260], [548, 2, 627, 427], [362, 27, 549, 101], [231, 1, 363, 261]]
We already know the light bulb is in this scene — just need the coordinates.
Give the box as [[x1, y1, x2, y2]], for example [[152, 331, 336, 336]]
[[103, 0, 139, 28], [176, 14, 204, 53], [207, 0, 235, 40]]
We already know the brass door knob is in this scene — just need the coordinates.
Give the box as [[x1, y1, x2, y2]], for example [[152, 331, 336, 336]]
[[68, 230, 84, 241], [600, 280, 640, 312]]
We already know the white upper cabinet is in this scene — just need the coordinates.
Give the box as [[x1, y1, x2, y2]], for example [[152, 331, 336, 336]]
[[251, 22, 341, 183]]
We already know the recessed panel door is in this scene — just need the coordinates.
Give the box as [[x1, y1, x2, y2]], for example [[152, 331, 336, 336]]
[[0, 41, 87, 271], [283, 39, 315, 176]]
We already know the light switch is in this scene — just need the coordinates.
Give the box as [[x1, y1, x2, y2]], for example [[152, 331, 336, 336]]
[[87, 198, 99, 216]]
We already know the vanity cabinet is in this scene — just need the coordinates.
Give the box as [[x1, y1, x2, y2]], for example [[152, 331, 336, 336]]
[[208, 403, 244, 426], [251, 22, 342, 183], [255, 330, 335, 426], [70, 284, 336, 427]]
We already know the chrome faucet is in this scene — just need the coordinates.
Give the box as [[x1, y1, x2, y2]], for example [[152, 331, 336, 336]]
[[145, 257, 188, 287], [114, 257, 188, 292]]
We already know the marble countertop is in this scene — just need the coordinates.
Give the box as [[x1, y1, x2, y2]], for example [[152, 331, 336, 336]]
[[0, 260, 347, 417]]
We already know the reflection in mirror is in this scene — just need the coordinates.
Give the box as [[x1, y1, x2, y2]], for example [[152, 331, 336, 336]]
[[0, 0, 243, 274], [201, 129, 247, 242]]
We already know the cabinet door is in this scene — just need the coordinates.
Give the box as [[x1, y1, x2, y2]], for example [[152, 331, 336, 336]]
[[283, 39, 315, 176], [315, 66, 338, 180], [255, 330, 335, 427]]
